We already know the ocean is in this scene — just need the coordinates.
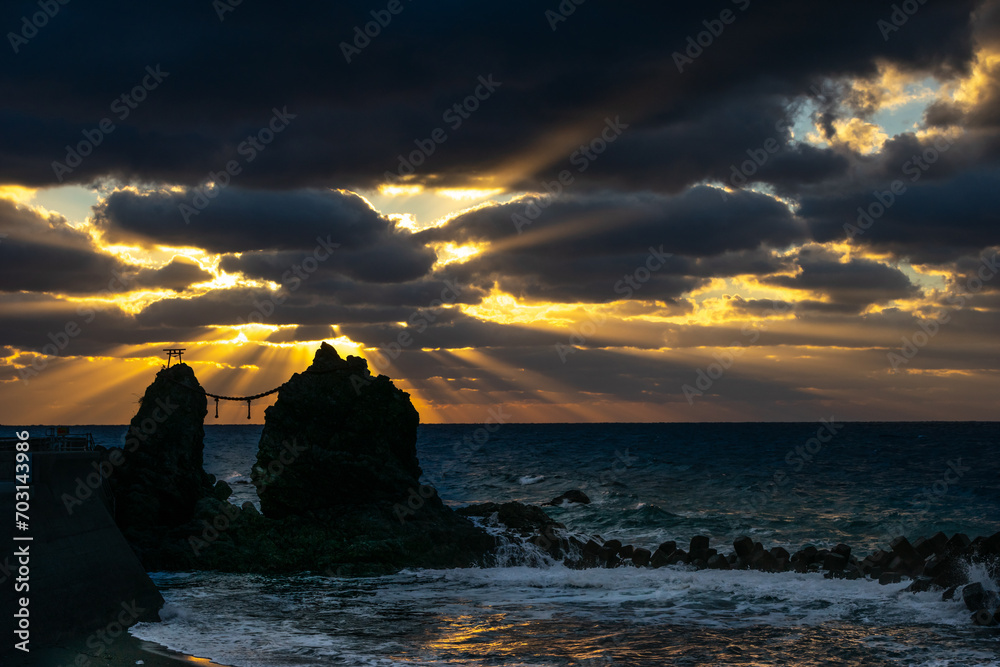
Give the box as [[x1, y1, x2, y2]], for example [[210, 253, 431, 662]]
[[79, 421, 999, 665]]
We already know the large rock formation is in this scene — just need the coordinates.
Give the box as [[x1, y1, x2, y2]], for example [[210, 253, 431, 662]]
[[110, 363, 218, 542], [245, 343, 494, 572], [111, 344, 494, 574], [253, 342, 421, 517]]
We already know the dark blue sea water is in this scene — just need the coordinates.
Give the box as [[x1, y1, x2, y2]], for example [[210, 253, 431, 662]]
[[78, 422, 1000, 665]]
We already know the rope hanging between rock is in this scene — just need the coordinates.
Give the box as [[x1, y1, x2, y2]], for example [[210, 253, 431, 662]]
[[163, 374, 315, 421]]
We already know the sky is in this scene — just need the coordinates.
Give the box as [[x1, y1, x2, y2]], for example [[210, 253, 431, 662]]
[[1, 0, 999, 425]]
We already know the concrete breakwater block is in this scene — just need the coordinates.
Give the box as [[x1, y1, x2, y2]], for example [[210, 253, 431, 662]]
[[484, 505, 1000, 629]]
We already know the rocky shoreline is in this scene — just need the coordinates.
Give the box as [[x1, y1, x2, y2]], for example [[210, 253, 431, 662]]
[[453, 496, 1000, 626], [100, 343, 998, 631], [104, 343, 493, 575]]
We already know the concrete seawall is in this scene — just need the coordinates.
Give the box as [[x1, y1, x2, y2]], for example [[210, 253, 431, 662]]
[[0, 451, 163, 651]]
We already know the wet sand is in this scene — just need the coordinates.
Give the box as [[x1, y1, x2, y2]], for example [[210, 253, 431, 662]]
[[5, 633, 230, 666]]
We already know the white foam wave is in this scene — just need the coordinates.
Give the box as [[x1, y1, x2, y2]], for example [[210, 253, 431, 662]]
[[130, 561, 993, 667]]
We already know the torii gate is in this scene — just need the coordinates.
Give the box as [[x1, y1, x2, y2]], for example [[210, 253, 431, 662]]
[[163, 348, 186, 367], [161, 347, 282, 419]]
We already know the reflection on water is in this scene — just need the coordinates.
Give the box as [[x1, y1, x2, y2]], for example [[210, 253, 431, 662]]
[[406, 616, 997, 666], [130, 569, 1000, 667]]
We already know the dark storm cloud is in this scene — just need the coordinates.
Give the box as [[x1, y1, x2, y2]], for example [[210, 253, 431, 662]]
[[948, 248, 1000, 293], [273, 275, 487, 308], [418, 187, 804, 303], [742, 143, 851, 189], [131, 268, 491, 330], [96, 186, 440, 283], [132, 256, 213, 291], [924, 0, 1000, 131], [133, 286, 431, 329], [384, 345, 816, 411], [0, 198, 123, 293], [801, 165, 1000, 263], [689, 249, 796, 279], [424, 187, 803, 252], [727, 296, 864, 316], [97, 187, 416, 247], [0, 293, 208, 355], [218, 244, 432, 285], [0, 197, 207, 294], [0, 0, 978, 191], [860, 132, 973, 186], [264, 325, 336, 344], [340, 314, 557, 352], [927, 72, 1000, 133], [131, 253, 492, 332], [762, 249, 919, 308], [500, 94, 850, 195]]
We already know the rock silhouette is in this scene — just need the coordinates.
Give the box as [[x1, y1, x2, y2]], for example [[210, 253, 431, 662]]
[[544, 489, 591, 506], [113, 344, 493, 573], [253, 342, 421, 517], [110, 363, 218, 549]]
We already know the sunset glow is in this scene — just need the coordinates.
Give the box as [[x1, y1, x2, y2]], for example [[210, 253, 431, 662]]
[[2, 3, 998, 426]]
